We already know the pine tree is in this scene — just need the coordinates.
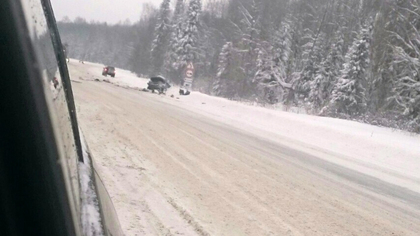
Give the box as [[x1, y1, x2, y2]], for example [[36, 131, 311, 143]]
[[254, 44, 273, 85], [197, 22, 214, 78], [308, 60, 328, 111], [253, 21, 293, 104], [151, 0, 172, 75], [213, 42, 234, 96], [389, 1, 420, 131], [164, 0, 185, 82], [254, 41, 293, 104], [254, 45, 278, 103], [240, 0, 260, 51], [392, 46, 420, 130], [310, 33, 344, 112], [244, 0, 260, 64], [236, 0, 262, 96], [272, 21, 292, 84], [179, 0, 202, 69], [294, 30, 325, 103], [368, 10, 393, 112], [330, 23, 372, 117], [330, 33, 345, 76]]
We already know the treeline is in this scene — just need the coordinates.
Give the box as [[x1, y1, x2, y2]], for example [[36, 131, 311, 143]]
[[58, 18, 137, 69], [58, 0, 420, 132]]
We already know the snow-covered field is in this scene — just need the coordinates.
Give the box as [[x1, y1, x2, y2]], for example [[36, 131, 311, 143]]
[[77, 60, 420, 195]]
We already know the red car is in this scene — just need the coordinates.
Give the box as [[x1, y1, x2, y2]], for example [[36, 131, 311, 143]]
[[102, 66, 116, 77]]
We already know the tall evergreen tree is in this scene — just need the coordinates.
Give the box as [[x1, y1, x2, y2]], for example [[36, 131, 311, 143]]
[[294, 31, 326, 103], [310, 33, 344, 112], [253, 44, 283, 104], [213, 41, 234, 96], [151, 0, 172, 75], [392, 45, 420, 128], [272, 21, 292, 85], [254, 21, 293, 104], [389, 1, 420, 131], [240, 0, 261, 79], [330, 23, 372, 117], [164, 0, 185, 82], [179, 0, 202, 69]]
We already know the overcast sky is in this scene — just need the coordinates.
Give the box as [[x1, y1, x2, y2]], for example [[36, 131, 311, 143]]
[[51, 0, 160, 24]]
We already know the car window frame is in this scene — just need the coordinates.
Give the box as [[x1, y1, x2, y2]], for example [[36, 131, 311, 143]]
[[0, 0, 81, 235], [40, 0, 84, 163]]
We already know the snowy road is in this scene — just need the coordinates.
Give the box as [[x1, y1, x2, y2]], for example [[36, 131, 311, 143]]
[[70, 62, 420, 235]]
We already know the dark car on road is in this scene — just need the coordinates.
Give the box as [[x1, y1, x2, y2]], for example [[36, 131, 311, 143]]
[[1, 0, 123, 235], [147, 76, 171, 94], [102, 66, 116, 77]]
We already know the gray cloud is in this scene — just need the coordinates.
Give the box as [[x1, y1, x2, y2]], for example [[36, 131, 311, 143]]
[[51, 0, 159, 24]]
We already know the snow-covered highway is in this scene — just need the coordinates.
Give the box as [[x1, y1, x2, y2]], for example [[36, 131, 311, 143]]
[[70, 61, 420, 236]]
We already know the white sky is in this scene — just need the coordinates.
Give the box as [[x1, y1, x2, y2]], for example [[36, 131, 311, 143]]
[[50, 0, 160, 24]]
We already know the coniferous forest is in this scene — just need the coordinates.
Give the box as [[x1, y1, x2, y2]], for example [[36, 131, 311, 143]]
[[58, 0, 420, 132]]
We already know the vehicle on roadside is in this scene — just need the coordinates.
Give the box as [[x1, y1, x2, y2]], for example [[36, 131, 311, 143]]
[[147, 76, 171, 94], [1, 1, 123, 235], [179, 88, 191, 96], [102, 66, 116, 77]]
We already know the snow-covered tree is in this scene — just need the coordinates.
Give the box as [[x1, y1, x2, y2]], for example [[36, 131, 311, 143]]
[[240, 0, 261, 78], [329, 33, 345, 75], [225, 0, 262, 96], [392, 47, 420, 130], [367, 10, 393, 112], [213, 41, 234, 96], [240, 0, 260, 51], [217, 42, 234, 79], [254, 45, 281, 104], [389, 1, 420, 131], [164, 0, 185, 82], [294, 30, 326, 102], [196, 21, 215, 78], [253, 21, 293, 104], [310, 33, 344, 111], [179, 0, 202, 68], [151, 0, 172, 75], [272, 21, 292, 83], [254, 44, 272, 84], [329, 23, 372, 117], [308, 60, 329, 111], [173, 0, 185, 27]]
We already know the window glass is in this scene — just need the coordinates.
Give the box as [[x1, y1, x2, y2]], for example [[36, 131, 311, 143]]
[[20, 0, 80, 218]]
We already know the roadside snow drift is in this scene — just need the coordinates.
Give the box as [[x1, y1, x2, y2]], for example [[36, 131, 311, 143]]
[[74, 60, 420, 194]]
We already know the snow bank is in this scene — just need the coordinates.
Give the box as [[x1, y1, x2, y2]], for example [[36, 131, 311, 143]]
[[173, 94, 420, 194], [79, 131, 105, 236], [75, 61, 420, 194]]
